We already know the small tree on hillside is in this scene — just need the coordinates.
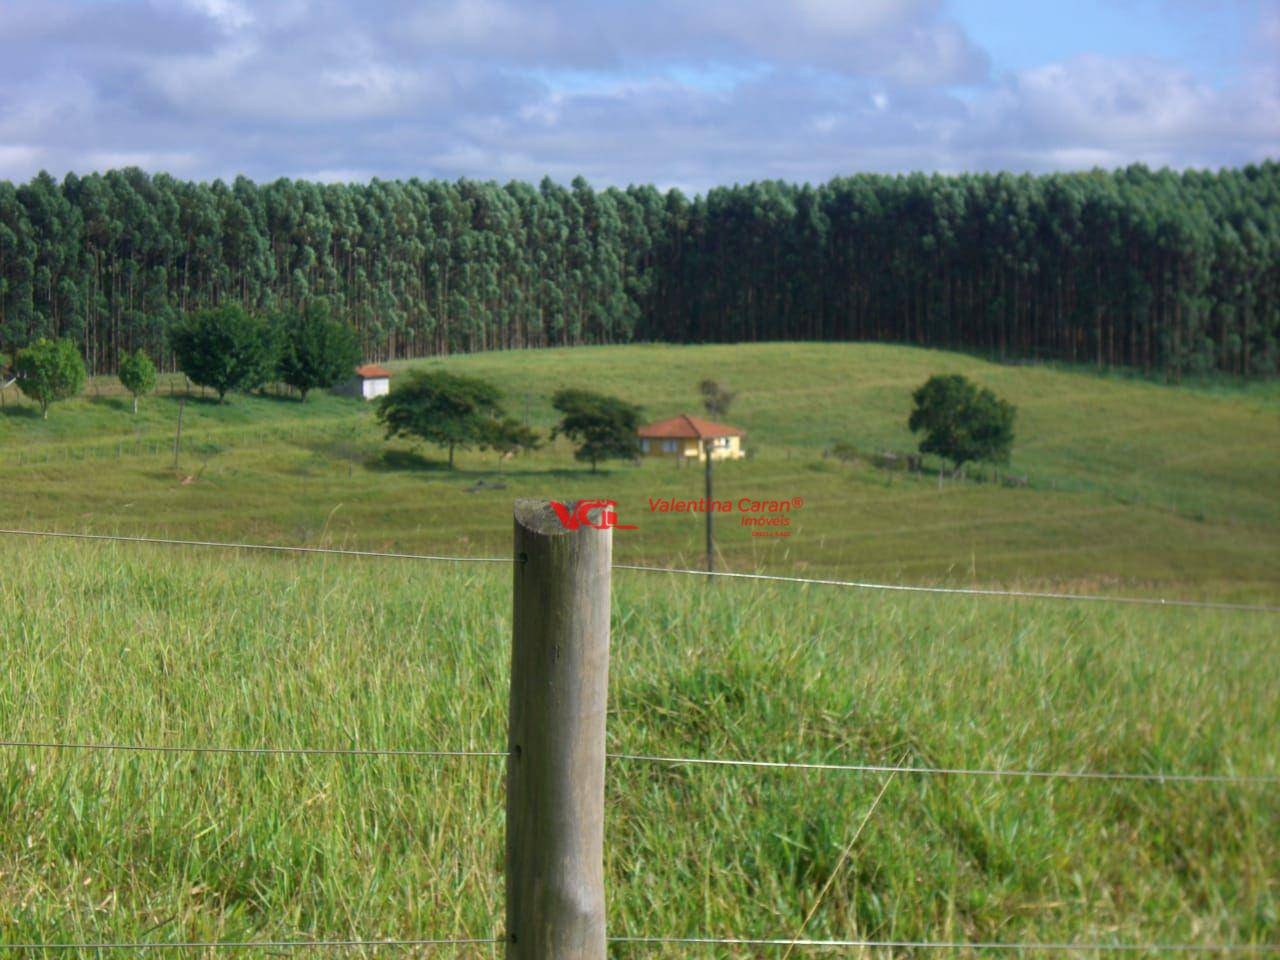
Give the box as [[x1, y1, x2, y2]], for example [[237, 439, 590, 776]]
[[482, 417, 542, 462], [908, 373, 1016, 474], [15, 338, 86, 418], [551, 387, 642, 473], [118, 348, 157, 414], [278, 300, 362, 400], [376, 370, 534, 469], [699, 378, 736, 418], [170, 304, 277, 403]]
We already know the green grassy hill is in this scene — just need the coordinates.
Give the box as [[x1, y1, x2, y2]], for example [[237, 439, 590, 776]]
[[1, 343, 1277, 953], [2, 342, 1277, 600]]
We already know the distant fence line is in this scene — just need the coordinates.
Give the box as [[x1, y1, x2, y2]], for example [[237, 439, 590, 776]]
[[3, 419, 361, 468], [1, 372, 314, 403]]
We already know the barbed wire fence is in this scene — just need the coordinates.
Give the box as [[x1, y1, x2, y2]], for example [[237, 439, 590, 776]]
[[1, 515, 1277, 955]]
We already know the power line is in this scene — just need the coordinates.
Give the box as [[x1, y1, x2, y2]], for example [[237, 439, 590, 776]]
[[613, 564, 1280, 614], [607, 753, 1280, 785], [2, 937, 502, 952], [0, 739, 505, 760], [0, 528, 516, 564], [609, 936, 1280, 953]]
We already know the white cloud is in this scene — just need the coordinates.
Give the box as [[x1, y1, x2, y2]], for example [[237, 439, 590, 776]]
[[289, 167, 376, 183], [81, 150, 200, 171], [145, 42, 450, 122], [0, 0, 1274, 189], [964, 53, 1280, 166], [793, 0, 926, 35], [181, 0, 255, 31], [0, 145, 46, 180]]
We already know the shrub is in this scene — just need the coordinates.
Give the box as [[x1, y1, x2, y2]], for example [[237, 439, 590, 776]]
[[118, 349, 157, 414], [15, 338, 86, 418]]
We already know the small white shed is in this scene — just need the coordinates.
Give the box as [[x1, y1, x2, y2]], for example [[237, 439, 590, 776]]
[[337, 364, 392, 400]]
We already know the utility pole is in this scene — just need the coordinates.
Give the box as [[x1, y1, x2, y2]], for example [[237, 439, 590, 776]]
[[704, 438, 714, 572], [172, 396, 185, 469]]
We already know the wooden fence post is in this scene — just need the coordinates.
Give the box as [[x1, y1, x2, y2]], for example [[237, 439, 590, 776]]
[[508, 499, 611, 959]]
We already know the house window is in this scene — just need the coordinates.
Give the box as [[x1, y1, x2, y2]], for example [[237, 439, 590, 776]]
[[662, 440, 678, 453], [641, 439, 650, 453]]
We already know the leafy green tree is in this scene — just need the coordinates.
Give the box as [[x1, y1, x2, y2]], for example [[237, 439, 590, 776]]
[[15, 337, 85, 418], [698, 378, 736, 418], [908, 374, 1016, 473], [278, 300, 363, 400], [117, 348, 156, 414], [376, 370, 531, 469], [170, 304, 277, 402], [551, 387, 642, 472], [482, 417, 542, 465]]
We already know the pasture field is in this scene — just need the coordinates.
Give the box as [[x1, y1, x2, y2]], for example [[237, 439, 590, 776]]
[[1, 343, 1278, 601], [1, 538, 1277, 956]]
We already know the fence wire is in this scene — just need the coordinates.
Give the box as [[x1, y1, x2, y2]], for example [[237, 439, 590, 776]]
[[613, 563, 1280, 614], [0, 739, 504, 760], [0, 528, 515, 564], [2, 937, 502, 951], [3, 740, 1271, 786], [607, 752, 1280, 785], [608, 936, 1280, 953], [3, 526, 1274, 613]]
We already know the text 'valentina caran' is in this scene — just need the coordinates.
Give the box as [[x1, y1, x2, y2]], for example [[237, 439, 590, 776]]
[[647, 497, 804, 513]]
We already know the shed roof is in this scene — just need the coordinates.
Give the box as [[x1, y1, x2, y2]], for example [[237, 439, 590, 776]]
[[354, 364, 393, 379], [638, 413, 745, 439]]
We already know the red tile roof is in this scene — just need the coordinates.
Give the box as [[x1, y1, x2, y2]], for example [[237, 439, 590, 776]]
[[637, 413, 745, 439], [354, 364, 393, 379]]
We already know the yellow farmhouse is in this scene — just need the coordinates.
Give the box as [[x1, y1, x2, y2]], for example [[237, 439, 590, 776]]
[[637, 414, 746, 462]]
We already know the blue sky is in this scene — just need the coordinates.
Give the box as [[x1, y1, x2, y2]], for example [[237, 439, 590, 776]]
[[953, 0, 1239, 78], [0, 0, 1275, 191]]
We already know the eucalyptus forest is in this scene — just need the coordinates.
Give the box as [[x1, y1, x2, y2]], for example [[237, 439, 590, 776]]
[[1, 162, 1277, 378]]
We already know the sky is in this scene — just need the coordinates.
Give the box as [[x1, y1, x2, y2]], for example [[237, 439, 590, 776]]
[[0, 0, 1276, 193]]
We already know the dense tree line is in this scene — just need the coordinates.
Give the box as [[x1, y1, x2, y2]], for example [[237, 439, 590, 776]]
[[1, 163, 1277, 378]]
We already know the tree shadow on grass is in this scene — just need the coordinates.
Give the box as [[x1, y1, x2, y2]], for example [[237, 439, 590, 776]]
[[507, 466, 627, 479], [165, 393, 226, 408], [251, 389, 306, 404], [0, 404, 39, 419], [87, 396, 131, 413], [362, 447, 624, 480], [364, 449, 452, 473]]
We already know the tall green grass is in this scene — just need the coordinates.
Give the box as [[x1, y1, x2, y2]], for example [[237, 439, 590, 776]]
[[2, 539, 1275, 957]]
